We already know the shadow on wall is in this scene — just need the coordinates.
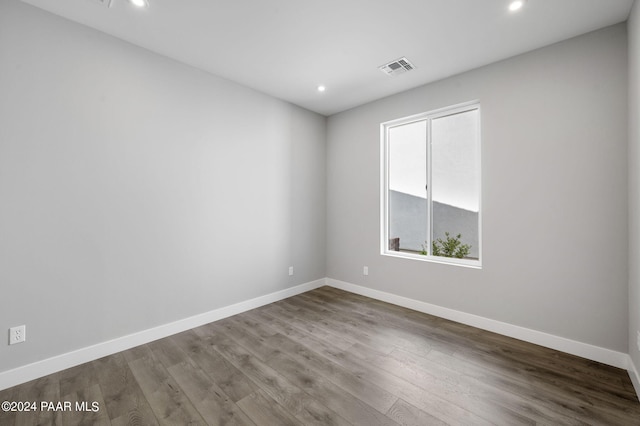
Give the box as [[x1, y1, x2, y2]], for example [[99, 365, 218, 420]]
[[390, 190, 479, 259]]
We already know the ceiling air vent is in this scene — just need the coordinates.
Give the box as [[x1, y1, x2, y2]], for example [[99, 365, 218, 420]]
[[379, 57, 415, 76], [88, 0, 114, 7]]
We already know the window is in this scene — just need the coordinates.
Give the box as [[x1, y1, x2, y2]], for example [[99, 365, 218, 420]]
[[381, 101, 481, 267]]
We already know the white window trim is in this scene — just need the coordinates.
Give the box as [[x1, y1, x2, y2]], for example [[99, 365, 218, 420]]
[[380, 100, 482, 268]]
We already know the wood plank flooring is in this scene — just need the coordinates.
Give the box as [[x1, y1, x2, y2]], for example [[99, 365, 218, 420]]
[[1, 286, 639, 425]]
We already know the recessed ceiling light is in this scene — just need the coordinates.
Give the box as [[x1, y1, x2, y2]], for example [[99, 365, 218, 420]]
[[509, 0, 525, 12], [317, 85, 326, 93], [130, 0, 148, 7]]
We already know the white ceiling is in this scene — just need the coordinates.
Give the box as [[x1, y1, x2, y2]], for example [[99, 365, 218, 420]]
[[19, 0, 634, 116]]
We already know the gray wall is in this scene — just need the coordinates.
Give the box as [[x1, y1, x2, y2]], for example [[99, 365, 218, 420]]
[[327, 24, 628, 352], [390, 191, 479, 258], [0, 1, 326, 373], [629, 0, 640, 375]]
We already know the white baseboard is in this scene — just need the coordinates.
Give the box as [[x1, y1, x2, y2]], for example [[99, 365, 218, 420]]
[[4, 277, 638, 402], [629, 357, 640, 400], [0, 279, 326, 391], [326, 278, 630, 370]]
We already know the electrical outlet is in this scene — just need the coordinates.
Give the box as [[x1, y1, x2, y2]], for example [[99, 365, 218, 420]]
[[363, 266, 369, 276], [9, 325, 26, 345], [288, 266, 294, 276]]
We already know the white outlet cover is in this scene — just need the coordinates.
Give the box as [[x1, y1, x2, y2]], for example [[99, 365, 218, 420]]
[[9, 325, 26, 345]]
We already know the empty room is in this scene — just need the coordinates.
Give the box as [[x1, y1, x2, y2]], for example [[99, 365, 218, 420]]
[[1, 0, 640, 424]]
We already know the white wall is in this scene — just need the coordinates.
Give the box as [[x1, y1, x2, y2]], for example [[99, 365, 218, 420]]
[[629, 0, 640, 378], [0, 0, 326, 374], [327, 24, 629, 352]]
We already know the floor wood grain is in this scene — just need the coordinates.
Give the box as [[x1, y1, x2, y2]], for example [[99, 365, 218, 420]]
[[1, 286, 639, 425]]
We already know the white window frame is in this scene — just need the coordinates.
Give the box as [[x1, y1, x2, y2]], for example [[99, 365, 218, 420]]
[[380, 101, 482, 268]]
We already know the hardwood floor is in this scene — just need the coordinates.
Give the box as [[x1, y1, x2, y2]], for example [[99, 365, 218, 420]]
[[1, 286, 639, 425]]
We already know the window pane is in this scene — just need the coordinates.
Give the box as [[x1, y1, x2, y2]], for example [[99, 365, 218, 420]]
[[388, 120, 427, 252], [431, 109, 479, 259]]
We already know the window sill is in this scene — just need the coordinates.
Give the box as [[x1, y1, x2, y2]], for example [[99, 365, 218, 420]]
[[382, 250, 482, 269]]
